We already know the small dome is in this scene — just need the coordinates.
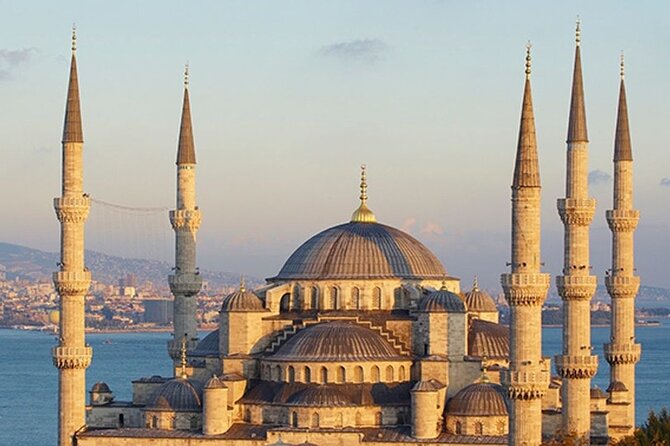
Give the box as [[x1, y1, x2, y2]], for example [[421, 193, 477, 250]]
[[90, 382, 111, 393], [447, 382, 509, 416], [221, 287, 264, 312], [418, 288, 466, 313], [464, 280, 497, 312], [590, 387, 607, 399], [204, 376, 227, 390], [272, 321, 404, 362], [607, 381, 628, 393], [287, 385, 354, 407], [146, 378, 203, 412], [411, 379, 445, 392]]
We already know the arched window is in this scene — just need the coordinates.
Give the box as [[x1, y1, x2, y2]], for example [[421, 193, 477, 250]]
[[398, 365, 406, 381], [351, 287, 360, 309], [170, 416, 176, 429], [396, 411, 405, 425], [337, 366, 346, 383], [274, 365, 282, 381], [244, 409, 251, 422], [304, 366, 311, 383], [190, 416, 198, 430], [291, 411, 298, 427], [336, 412, 343, 428], [385, 365, 394, 382], [371, 365, 380, 383], [118, 413, 124, 428], [292, 286, 302, 310], [375, 412, 382, 426], [280, 293, 290, 312], [372, 287, 382, 310], [330, 287, 340, 310], [354, 366, 364, 383], [320, 366, 328, 384], [311, 287, 319, 310], [455, 421, 462, 434], [497, 420, 506, 434], [311, 413, 320, 428], [288, 366, 295, 383], [151, 415, 158, 429], [355, 412, 362, 426], [474, 421, 483, 435]]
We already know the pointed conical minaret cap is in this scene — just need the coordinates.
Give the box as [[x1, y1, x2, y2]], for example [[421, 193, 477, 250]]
[[350, 164, 377, 223], [177, 63, 197, 165], [512, 42, 541, 188], [614, 53, 633, 161], [567, 19, 588, 143], [62, 25, 83, 143]]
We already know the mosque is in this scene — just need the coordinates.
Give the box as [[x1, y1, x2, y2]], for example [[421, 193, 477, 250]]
[[52, 23, 640, 446]]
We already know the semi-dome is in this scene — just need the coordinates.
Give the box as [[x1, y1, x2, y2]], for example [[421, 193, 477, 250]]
[[287, 385, 354, 407], [271, 321, 404, 362], [464, 279, 497, 312], [192, 330, 219, 356], [272, 222, 446, 281], [146, 378, 203, 412], [468, 319, 509, 359], [221, 285, 265, 312], [418, 288, 466, 313], [447, 381, 509, 416]]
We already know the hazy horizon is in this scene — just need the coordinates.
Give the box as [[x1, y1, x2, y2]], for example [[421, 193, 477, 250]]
[[1, 1, 669, 289]]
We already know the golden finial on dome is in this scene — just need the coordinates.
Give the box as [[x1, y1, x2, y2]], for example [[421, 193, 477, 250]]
[[239, 275, 246, 293], [71, 24, 77, 53], [479, 359, 491, 383], [575, 16, 581, 46], [184, 62, 189, 87], [620, 51, 625, 79], [350, 164, 377, 223], [179, 334, 188, 379], [473, 275, 479, 291], [525, 41, 532, 79]]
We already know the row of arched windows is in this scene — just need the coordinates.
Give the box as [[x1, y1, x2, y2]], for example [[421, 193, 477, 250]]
[[263, 363, 407, 384], [280, 285, 390, 312]]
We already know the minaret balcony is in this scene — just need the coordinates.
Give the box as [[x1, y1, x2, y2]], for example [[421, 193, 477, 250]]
[[554, 354, 598, 379], [170, 209, 201, 232], [53, 196, 90, 223], [500, 273, 550, 306], [53, 270, 91, 297], [556, 275, 597, 301], [169, 272, 203, 296], [52, 346, 92, 369], [502, 362, 550, 400], [605, 275, 640, 298], [606, 209, 639, 232], [557, 198, 596, 226], [604, 342, 641, 365]]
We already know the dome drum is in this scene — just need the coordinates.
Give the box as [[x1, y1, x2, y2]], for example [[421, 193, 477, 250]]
[[260, 360, 411, 385]]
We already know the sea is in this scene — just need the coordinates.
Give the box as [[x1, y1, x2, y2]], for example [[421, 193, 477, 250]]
[[1, 321, 668, 446]]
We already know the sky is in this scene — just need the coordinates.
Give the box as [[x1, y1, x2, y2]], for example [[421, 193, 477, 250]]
[[1, 1, 669, 289]]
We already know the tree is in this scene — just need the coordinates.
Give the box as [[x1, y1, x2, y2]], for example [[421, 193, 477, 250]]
[[616, 408, 670, 446]]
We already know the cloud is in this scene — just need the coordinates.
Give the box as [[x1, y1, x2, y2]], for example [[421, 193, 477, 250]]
[[661, 178, 670, 187], [421, 222, 444, 236], [0, 48, 37, 80], [588, 170, 612, 186], [401, 217, 417, 233], [319, 38, 389, 64]]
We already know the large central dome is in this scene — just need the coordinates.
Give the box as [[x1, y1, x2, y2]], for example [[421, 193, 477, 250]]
[[272, 221, 446, 281]]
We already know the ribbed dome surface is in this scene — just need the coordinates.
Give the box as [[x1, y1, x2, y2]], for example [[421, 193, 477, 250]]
[[90, 382, 111, 393], [447, 382, 509, 416], [192, 330, 219, 356], [418, 289, 466, 313], [221, 289, 264, 312], [272, 321, 403, 362], [272, 222, 446, 281], [464, 287, 497, 312], [468, 319, 509, 359], [204, 376, 227, 389], [146, 378, 203, 412], [287, 385, 354, 407]]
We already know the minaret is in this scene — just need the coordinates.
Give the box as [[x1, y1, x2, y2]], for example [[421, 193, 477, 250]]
[[52, 27, 92, 446], [604, 54, 640, 436], [168, 65, 203, 366], [555, 21, 598, 443], [501, 43, 551, 446]]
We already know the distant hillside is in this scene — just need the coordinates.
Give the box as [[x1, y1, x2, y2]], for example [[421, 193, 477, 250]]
[[0, 242, 259, 291]]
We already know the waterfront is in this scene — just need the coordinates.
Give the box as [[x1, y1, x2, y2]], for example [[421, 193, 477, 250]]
[[1, 321, 668, 446]]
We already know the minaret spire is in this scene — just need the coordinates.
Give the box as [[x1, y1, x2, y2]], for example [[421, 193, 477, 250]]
[[53, 28, 92, 446], [605, 54, 640, 439], [567, 19, 588, 143], [168, 67, 203, 366], [350, 164, 377, 223], [556, 21, 598, 444], [501, 43, 550, 446], [62, 25, 83, 144]]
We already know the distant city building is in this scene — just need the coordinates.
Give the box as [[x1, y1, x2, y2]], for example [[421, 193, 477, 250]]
[[143, 298, 174, 324]]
